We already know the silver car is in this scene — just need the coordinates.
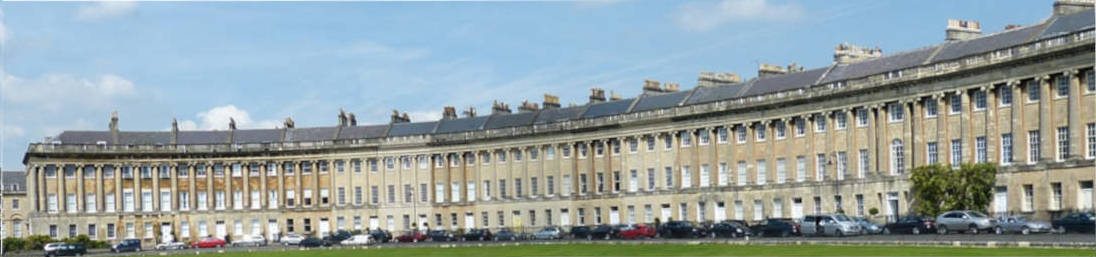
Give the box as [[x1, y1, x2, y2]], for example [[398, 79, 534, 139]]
[[935, 210, 995, 234], [532, 226, 563, 240], [994, 216, 1052, 235], [801, 214, 861, 237]]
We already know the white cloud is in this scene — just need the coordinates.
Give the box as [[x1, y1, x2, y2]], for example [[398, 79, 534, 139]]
[[1, 73, 137, 111], [74, 2, 137, 21], [673, 0, 804, 32], [178, 105, 281, 131]]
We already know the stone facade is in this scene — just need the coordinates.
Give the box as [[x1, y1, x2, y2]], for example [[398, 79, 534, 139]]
[[15, 1, 1096, 246]]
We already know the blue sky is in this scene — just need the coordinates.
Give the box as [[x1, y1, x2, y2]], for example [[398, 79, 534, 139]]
[[0, 0, 1056, 169]]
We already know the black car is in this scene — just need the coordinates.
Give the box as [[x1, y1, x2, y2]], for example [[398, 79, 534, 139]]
[[707, 221, 750, 238], [368, 230, 393, 243], [299, 237, 331, 248], [462, 229, 493, 241], [749, 218, 800, 237], [45, 243, 86, 257], [494, 228, 523, 241], [884, 216, 936, 235], [658, 221, 702, 238], [569, 226, 592, 239], [428, 230, 456, 242], [323, 230, 353, 244], [589, 225, 620, 240], [110, 238, 142, 253], [1052, 212, 1095, 233]]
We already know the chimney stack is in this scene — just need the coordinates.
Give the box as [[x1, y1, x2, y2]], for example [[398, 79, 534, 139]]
[[589, 88, 606, 103], [642, 79, 662, 94], [697, 72, 741, 87], [338, 109, 349, 127], [108, 111, 119, 144], [228, 118, 237, 130], [518, 100, 539, 113], [442, 106, 458, 119], [833, 43, 883, 64], [462, 107, 477, 117], [391, 110, 411, 123], [171, 118, 179, 144], [348, 113, 357, 126], [491, 101, 512, 114], [663, 82, 679, 92], [945, 19, 982, 41], [609, 91, 622, 101], [758, 64, 787, 78], [543, 94, 560, 109], [1053, 0, 1094, 16], [284, 117, 295, 129], [786, 62, 804, 73]]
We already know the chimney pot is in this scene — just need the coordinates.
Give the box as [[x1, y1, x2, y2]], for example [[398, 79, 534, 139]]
[[758, 64, 787, 78], [442, 106, 458, 119], [518, 100, 539, 112], [642, 79, 663, 94], [945, 19, 982, 41], [391, 109, 411, 123], [284, 117, 295, 129], [491, 100, 512, 114], [833, 42, 883, 64], [589, 88, 606, 103], [462, 107, 476, 117], [228, 118, 237, 130], [1053, 0, 1094, 16], [542, 94, 560, 109], [697, 72, 741, 87]]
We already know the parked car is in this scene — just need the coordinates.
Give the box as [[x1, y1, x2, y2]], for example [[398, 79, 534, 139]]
[[936, 210, 994, 234], [281, 233, 306, 245], [323, 230, 352, 244], [340, 234, 372, 246], [588, 225, 620, 240], [707, 221, 749, 238], [749, 218, 800, 237], [462, 229, 493, 241], [396, 231, 428, 243], [44, 243, 86, 257], [994, 216, 1052, 234], [658, 221, 703, 238], [801, 214, 861, 237], [618, 224, 657, 239], [368, 230, 393, 243], [428, 230, 456, 242], [883, 216, 936, 235], [298, 237, 330, 248], [190, 237, 227, 248], [1052, 212, 1095, 234], [569, 226, 592, 239], [231, 235, 266, 247], [110, 239, 142, 253], [532, 226, 563, 240], [852, 217, 884, 234], [495, 228, 524, 241], [43, 243, 64, 252], [155, 241, 188, 250]]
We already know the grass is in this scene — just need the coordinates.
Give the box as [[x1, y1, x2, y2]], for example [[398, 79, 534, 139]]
[[172, 244, 1096, 256]]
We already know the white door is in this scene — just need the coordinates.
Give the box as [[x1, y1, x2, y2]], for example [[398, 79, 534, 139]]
[[560, 211, 571, 226], [887, 192, 900, 222], [419, 216, 429, 231], [1080, 181, 1093, 210], [660, 206, 671, 222], [161, 223, 173, 243], [267, 220, 279, 242], [319, 219, 330, 236], [464, 214, 475, 230], [250, 220, 261, 236], [791, 199, 804, 219], [714, 202, 726, 221], [609, 208, 620, 225], [994, 187, 1009, 215], [369, 217, 379, 230], [215, 223, 227, 239]]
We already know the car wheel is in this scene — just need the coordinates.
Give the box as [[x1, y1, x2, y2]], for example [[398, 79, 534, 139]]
[[835, 230, 844, 237], [1021, 227, 1030, 235], [412, 238, 418, 243], [604, 234, 610, 240], [586, 235, 592, 240], [994, 226, 1004, 235], [968, 225, 980, 234], [479, 236, 484, 241], [1054, 226, 1067, 234], [780, 230, 790, 237], [937, 225, 948, 235], [912, 227, 920, 235], [883, 228, 891, 235]]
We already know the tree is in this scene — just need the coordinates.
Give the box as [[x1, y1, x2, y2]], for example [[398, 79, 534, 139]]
[[910, 163, 997, 218]]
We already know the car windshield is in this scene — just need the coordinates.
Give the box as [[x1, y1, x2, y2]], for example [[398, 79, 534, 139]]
[[968, 211, 988, 218], [834, 215, 851, 222]]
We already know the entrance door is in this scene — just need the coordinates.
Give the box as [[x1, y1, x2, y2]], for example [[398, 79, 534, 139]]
[[609, 207, 620, 225], [714, 202, 726, 221], [369, 217, 379, 230], [215, 222, 227, 239], [993, 187, 1008, 216], [267, 219, 279, 242], [560, 210, 571, 226], [887, 192, 900, 222], [791, 198, 803, 219], [161, 223, 173, 243], [319, 218, 331, 237], [1080, 181, 1093, 210], [464, 213, 475, 230], [660, 205, 671, 222], [419, 215, 429, 231]]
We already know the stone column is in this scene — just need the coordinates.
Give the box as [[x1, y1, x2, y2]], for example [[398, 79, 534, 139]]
[[902, 99, 914, 173], [985, 85, 998, 164], [76, 164, 85, 213], [59, 164, 68, 213], [1067, 70, 1083, 159], [1010, 80, 1025, 164], [1038, 74, 1053, 163], [95, 164, 104, 213], [115, 164, 123, 213], [958, 89, 971, 164]]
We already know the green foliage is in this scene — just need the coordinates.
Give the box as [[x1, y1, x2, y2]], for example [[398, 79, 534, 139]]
[[868, 208, 879, 216], [2, 235, 111, 252], [910, 163, 997, 217], [62, 235, 110, 249], [3, 237, 27, 252], [24, 235, 53, 251]]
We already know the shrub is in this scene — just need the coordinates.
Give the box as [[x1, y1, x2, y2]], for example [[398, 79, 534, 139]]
[[3, 237, 27, 252]]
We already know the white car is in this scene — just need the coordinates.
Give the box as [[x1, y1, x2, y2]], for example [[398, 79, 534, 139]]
[[340, 234, 372, 246], [43, 243, 64, 252], [281, 233, 305, 245], [155, 242, 187, 250], [232, 235, 266, 247]]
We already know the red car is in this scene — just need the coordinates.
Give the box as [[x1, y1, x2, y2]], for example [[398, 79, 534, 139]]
[[395, 231, 427, 243], [190, 237, 226, 248], [617, 224, 657, 239]]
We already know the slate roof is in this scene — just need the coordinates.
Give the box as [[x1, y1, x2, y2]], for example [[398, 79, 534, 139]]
[[55, 131, 112, 144], [387, 121, 438, 137], [116, 132, 171, 145], [435, 116, 490, 134], [484, 111, 538, 130], [685, 81, 752, 105], [932, 23, 1050, 62], [336, 125, 388, 140], [232, 129, 284, 143], [534, 105, 588, 124], [741, 67, 831, 97], [285, 127, 338, 142], [820, 46, 939, 84], [1039, 10, 1095, 40], [1, 171, 26, 192], [581, 99, 636, 119], [177, 131, 229, 144], [630, 91, 692, 113]]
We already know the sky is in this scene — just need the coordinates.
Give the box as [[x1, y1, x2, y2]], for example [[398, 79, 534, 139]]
[[0, 0, 1058, 170]]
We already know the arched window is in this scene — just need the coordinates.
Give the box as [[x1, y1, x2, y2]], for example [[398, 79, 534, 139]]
[[891, 139, 905, 174]]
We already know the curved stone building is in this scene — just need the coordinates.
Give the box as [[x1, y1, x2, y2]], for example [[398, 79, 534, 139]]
[[16, 1, 1096, 244]]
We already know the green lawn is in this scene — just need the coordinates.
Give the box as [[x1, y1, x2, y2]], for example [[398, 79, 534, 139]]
[[181, 244, 1095, 256]]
